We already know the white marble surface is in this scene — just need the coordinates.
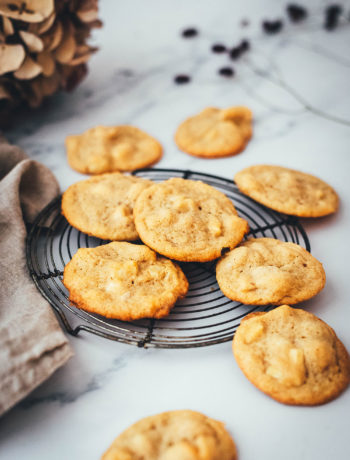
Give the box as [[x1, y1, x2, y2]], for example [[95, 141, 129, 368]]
[[1, 0, 350, 458]]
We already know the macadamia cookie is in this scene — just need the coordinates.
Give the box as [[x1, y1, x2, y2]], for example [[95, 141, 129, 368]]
[[62, 173, 153, 241], [175, 106, 253, 158], [102, 410, 237, 460], [66, 125, 162, 174], [134, 178, 249, 262], [234, 165, 339, 217], [233, 305, 350, 405], [63, 242, 188, 321], [216, 238, 325, 305]]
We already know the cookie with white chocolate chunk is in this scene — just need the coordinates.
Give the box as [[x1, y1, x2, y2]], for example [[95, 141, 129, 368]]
[[233, 305, 350, 405], [133, 177, 249, 262], [62, 172, 153, 241], [216, 238, 326, 305], [63, 242, 188, 321], [66, 125, 163, 174], [102, 410, 237, 460], [234, 165, 339, 217], [175, 106, 252, 158]]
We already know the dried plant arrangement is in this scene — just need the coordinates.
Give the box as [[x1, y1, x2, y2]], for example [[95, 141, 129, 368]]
[[0, 0, 101, 124]]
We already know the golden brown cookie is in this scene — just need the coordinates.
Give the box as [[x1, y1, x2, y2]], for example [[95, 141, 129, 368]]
[[216, 238, 325, 305], [62, 173, 153, 241], [233, 305, 350, 406], [63, 242, 188, 321], [102, 410, 237, 460], [234, 165, 339, 217], [134, 178, 249, 262], [175, 106, 252, 158], [66, 125, 163, 174]]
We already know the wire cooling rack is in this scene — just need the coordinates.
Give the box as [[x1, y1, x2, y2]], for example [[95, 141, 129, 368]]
[[26, 169, 310, 348]]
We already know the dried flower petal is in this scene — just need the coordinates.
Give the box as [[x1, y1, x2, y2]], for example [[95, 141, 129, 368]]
[[2, 16, 14, 36], [76, 0, 98, 22], [36, 50, 55, 76], [43, 20, 63, 51], [76, 8, 98, 23], [0, 0, 54, 23], [87, 18, 102, 29], [14, 55, 42, 79], [68, 54, 92, 66], [68, 44, 97, 65], [19, 30, 44, 52], [54, 28, 76, 64], [28, 12, 55, 34], [0, 44, 25, 75]]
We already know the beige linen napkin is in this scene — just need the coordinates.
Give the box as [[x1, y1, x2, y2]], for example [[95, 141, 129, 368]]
[[0, 137, 73, 416]]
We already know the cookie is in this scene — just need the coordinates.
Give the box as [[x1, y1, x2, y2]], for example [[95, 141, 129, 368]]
[[66, 125, 163, 174], [102, 410, 237, 460], [175, 106, 252, 158], [62, 173, 153, 241], [216, 238, 325, 305], [233, 305, 350, 405], [134, 178, 249, 262], [234, 165, 339, 217], [63, 242, 188, 321]]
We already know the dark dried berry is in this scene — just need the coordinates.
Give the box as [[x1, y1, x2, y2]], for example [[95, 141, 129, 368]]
[[230, 40, 250, 60], [181, 28, 198, 38], [324, 17, 337, 30], [174, 75, 191, 84], [240, 39, 250, 52], [286, 4, 308, 22], [326, 4, 343, 16], [211, 43, 227, 53], [262, 19, 283, 34], [324, 4, 343, 30], [218, 67, 235, 77], [230, 46, 242, 60]]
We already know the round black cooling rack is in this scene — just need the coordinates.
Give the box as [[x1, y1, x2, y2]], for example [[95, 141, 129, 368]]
[[26, 169, 311, 349]]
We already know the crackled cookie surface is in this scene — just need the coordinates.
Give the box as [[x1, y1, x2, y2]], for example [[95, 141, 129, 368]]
[[63, 242, 188, 320], [216, 238, 325, 305], [62, 173, 153, 241], [102, 410, 237, 460], [66, 125, 162, 174], [233, 305, 350, 405], [175, 106, 253, 158], [234, 165, 339, 217], [134, 178, 249, 262]]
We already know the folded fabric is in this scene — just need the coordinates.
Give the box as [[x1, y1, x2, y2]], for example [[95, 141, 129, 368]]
[[0, 136, 73, 416]]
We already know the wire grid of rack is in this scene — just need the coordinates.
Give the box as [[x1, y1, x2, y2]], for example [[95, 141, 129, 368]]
[[26, 169, 310, 348]]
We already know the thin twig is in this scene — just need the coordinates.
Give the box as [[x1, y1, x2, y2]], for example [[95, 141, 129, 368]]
[[243, 57, 350, 127]]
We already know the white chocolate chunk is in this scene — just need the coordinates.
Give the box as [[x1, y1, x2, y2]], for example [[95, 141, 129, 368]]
[[267, 347, 306, 387], [243, 321, 264, 344]]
